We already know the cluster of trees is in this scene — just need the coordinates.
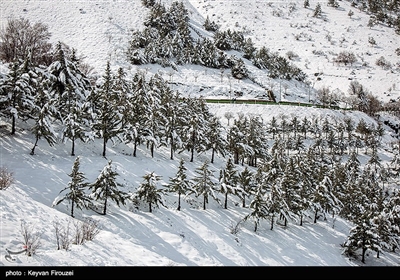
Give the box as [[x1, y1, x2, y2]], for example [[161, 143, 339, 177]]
[[127, 0, 306, 82], [55, 111, 400, 263], [350, 0, 400, 34]]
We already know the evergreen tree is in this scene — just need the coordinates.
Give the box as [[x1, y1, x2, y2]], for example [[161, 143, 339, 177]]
[[136, 171, 164, 213], [52, 156, 91, 217], [30, 75, 58, 155], [244, 186, 268, 232], [159, 87, 183, 160], [0, 59, 35, 135], [165, 158, 191, 211], [219, 157, 240, 209], [265, 181, 285, 230], [313, 3, 323, 18], [192, 160, 218, 210], [90, 160, 126, 215], [90, 61, 122, 157], [205, 115, 227, 164], [237, 166, 254, 208], [180, 97, 210, 162]]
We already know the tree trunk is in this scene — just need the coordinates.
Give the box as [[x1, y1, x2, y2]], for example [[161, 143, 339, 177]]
[[177, 193, 181, 211], [71, 135, 75, 156], [361, 242, 366, 264], [30, 137, 39, 155], [170, 138, 174, 160], [102, 196, 107, 215], [203, 195, 206, 210], [102, 137, 107, 157], [133, 140, 137, 157], [11, 115, 16, 135], [190, 146, 194, 162], [314, 210, 318, 223], [300, 214, 303, 226], [149, 202, 152, 213], [224, 193, 228, 209], [71, 200, 75, 218], [150, 143, 154, 158], [211, 148, 215, 164], [270, 216, 274, 230]]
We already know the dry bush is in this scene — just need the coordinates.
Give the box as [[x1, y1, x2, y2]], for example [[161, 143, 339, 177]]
[[0, 17, 52, 66], [72, 218, 101, 245], [20, 220, 42, 256], [0, 166, 15, 190]]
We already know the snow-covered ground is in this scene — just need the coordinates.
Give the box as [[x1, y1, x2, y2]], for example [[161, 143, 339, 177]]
[[1, 103, 399, 268], [1, 0, 400, 270]]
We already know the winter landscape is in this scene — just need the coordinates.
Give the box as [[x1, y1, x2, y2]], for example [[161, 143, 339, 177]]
[[0, 0, 400, 273]]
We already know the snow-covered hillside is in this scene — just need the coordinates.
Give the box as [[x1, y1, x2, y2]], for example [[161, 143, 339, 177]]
[[1, 0, 399, 103], [1, 0, 400, 270]]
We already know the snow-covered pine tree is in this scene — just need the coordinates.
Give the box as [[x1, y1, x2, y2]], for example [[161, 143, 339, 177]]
[[244, 186, 268, 232], [158, 84, 182, 160], [265, 181, 285, 230], [89, 160, 126, 215], [219, 157, 240, 209], [279, 157, 303, 226], [0, 59, 35, 135], [268, 116, 279, 140], [237, 166, 254, 208], [179, 97, 210, 162], [122, 71, 150, 157], [386, 189, 400, 252], [30, 74, 58, 155], [300, 116, 310, 140], [165, 158, 192, 211], [192, 160, 218, 210], [205, 115, 227, 164], [136, 171, 164, 213], [45, 44, 93, 156], [89, 61, 122, 157], [53, 156, 91, 217], [246, 114, 269, 167], [144, 75, 164, 158]]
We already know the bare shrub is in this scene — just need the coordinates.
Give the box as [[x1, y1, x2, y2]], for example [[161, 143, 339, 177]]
[[0, 166, 15, 190], [81, 218, 101, 241], [334, 51, 357, 66], [72, 218, 101, 245], [375, 56, 392, 70], [20, 220, 42, 256], [0, 17, 52, 66], [53, 218, 72, 251]]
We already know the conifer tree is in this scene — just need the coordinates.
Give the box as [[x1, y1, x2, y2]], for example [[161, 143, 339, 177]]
[[159, 87, 182, 160], [30, 76, 58, 155], [90, 160, 126, 215], [53, 156, 91, 217], [219, 157, 240, 209], [0, 59, 35, 135], [90, 61, 122, 157], [192, 160, 218, 210], [136, 171, 164, 213], [265, 182, 285, 230], [165, 158, 191, 211], [244, 186, 268, 232], [313, 3, 323, 18], [237, 166, 254, 208], [206, 115, 227, 164]]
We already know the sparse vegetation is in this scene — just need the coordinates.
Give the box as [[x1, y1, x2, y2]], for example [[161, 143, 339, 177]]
[[0, 166, 15, 190]]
